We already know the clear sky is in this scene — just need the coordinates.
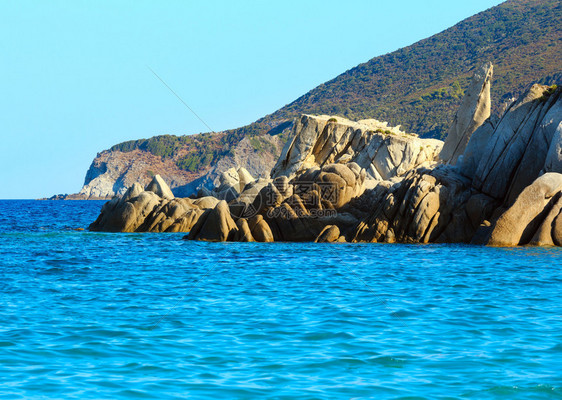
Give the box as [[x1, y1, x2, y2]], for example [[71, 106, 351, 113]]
[[0, 0, 504, 199]]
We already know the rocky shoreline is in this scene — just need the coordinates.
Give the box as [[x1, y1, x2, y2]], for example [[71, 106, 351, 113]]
[[39, 194, 113, 201], [89, 63, 562, 247]]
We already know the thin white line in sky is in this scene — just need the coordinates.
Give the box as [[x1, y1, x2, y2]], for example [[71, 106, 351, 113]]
[[147, 66, 216, 133]]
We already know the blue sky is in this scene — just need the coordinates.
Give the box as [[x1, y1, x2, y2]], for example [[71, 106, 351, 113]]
[[0, 0, 504, 199]]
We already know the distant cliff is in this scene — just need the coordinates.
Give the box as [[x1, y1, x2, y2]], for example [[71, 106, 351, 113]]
[[69, 130, 287, 199]]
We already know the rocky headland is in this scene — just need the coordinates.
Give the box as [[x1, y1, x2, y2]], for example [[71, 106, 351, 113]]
[[90, 63, 562, 247]]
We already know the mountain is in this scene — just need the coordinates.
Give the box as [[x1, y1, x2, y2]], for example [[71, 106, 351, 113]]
[[257, 0, 562, 138], [66, 0, 562, 199]]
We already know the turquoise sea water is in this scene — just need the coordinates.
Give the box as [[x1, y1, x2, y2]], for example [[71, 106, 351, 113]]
[[1, 200, 562, 399]]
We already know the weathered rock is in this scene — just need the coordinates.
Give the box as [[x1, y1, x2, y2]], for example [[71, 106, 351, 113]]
[[473, 84, 558, 201], [251, 182, 285, 216], [272, 176, 293, 198], [553, 212, 562, 246], [165, 208, 204, 233], [248, 215, 274, 242], [90, 190, 162, 232], [142, 198, 197, 232], [487, 173, 562, 246], [457, 118, 496, 178], [465, 193, 497, 229], [266, 200, 327, 242], [187, 200, 238, 242], [504, 89, 562, 204], [237, 167, 255, 192], [144, 198, 192, 232], [351, 166, 474, 244], [315, 225, 340, 243], [440, 62, 493, 164], [122, 182, 144, 202], [543, 120, 562, 174], [89, 175, 213, 233], [219, 168, 240, 189], [234, 218, 255, 242], [529, 193, 562, 246], [90, 74, 562, 248], [235, 178, 272, 207], [145, 174, 175, 200], [316, 163, 363, 208], [211, 167, 257, 202], [192, 196, 221, 209], [272, 114, 442, 182]]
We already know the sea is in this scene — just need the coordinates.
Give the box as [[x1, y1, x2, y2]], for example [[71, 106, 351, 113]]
[[1, 200, 561, 399]]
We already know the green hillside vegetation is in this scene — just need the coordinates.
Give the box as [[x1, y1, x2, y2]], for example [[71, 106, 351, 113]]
[[257, 0, 562, 138], [108, 0, 562, 174], [110, 122, 284, 172]]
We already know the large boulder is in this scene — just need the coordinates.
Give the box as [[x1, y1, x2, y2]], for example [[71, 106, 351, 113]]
[[352, 167, 474, 244], [143, 198, 195, 232], [248, 215, 274, 242], [187, 200, 238, 242], [89, 190, 162, 232], [529, 194, 562, 246], [212, 167, 256, 201], [192, 196, 221, 210], [165, 208, 204, 233], [553, 213, 562, 246], [543, 120, 562, 174], [315, 225, 340, 243], [237, 167, 255, 192], [457, 118, 496, 178], [315, 163, 364, 208], [233, 218, 255, 242], [145, 175, 175, 200], [487, 173, 562, 246]]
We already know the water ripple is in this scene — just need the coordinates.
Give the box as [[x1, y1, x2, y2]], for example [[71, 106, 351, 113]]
[[0, 200, 562, 399]]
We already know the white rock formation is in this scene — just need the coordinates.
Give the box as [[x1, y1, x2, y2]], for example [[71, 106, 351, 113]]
[[271, 114, 443, 182]]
